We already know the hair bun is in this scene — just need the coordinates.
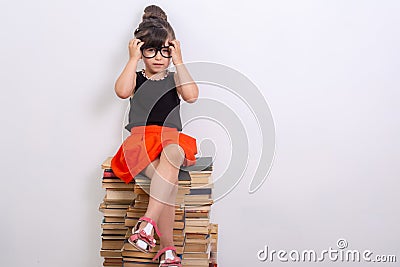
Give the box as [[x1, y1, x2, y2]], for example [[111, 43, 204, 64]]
[[142, 5, 167, 21]]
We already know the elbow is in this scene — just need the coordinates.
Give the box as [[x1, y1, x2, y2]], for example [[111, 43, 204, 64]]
[[114, 86, 132, 99], [186, 97, 197, 104], [183, 86, 199, 103], [184, 93, 198, 103], [117, 92, 131, 99], [114, 79, 134, 99]]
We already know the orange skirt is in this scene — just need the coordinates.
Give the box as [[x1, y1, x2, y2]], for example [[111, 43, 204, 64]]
[[110, 125, 198, 184]]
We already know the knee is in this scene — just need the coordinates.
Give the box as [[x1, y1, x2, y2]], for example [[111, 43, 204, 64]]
[[141, 157, 160, 178], [161, 144, 185, 169]]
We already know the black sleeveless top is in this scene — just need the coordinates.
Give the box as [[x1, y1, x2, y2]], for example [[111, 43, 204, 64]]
[[124, 70, 182, 132]]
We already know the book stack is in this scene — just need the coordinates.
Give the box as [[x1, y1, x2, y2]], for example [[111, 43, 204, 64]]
[[209, 224, 218, 267], [99, 160, 136, 267], [181, 158, 216, 267], [99, 156, 219, 267]]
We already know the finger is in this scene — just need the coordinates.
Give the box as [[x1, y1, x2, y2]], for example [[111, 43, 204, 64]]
[[131, 38, 141, 45], [134, 42, 144, 49], [129, 39, 139, 47], [172, 40, 180, 48]]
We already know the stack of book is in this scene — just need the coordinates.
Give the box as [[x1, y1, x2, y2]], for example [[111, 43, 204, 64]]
[[209, 224, 218, 267], [181, 158, 216, 267], [99, 164, 135, 267], [99, 156, 219, 267]]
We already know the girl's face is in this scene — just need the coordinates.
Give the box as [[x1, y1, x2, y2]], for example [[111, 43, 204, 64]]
[[142, 39, 172, 75]]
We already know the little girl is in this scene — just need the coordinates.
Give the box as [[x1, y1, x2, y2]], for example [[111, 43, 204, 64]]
[[110, 5, 198, 267]]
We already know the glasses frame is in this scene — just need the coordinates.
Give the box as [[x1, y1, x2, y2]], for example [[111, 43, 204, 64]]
[[140, 45, 173, 59]]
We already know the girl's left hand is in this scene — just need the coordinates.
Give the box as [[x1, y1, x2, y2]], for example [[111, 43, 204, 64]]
[[169, 40, 183, 65]]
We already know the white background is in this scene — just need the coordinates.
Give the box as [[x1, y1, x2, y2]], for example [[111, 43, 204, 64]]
[[1, 0, 399, 266]]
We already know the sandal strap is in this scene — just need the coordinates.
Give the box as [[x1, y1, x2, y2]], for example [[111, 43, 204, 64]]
[[138, 216, 162, 237], [160, 259, 182, 267], [129, 231, 156, 248], [152, 246, 177, 262], [161, 256, 182, 264]]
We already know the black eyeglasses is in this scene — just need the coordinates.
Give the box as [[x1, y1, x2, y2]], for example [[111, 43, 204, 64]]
[[140, 45, 173, 58]]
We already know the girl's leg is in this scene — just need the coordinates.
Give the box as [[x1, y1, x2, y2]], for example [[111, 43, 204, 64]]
[[134, 144, 184, 250], [157, 201, 176, 249], [146, 143, 184, 220], [140, 157, 178, 250]]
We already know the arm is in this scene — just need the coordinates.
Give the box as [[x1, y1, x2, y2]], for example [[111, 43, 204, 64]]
[[114, 59, 138, 99], [114, 38, 144, 99], [174, 64, 199, 103], [169, 40, 199, 103]]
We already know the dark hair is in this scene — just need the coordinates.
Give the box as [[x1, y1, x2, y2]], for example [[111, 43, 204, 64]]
[[134, 5, 176, 48]]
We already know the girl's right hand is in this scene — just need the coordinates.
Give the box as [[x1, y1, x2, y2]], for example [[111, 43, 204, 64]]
[[129, 38, 144, 61]]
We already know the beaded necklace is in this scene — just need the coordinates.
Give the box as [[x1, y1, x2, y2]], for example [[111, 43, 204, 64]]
[[141, 69, 169, 81]]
